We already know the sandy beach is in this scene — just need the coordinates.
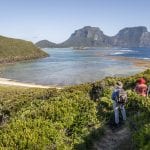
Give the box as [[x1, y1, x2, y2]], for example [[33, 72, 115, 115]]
[[0, 77, 62, 89]]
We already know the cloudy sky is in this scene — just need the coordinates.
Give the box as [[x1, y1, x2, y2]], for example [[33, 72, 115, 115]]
[[0, 0, 150, 43]]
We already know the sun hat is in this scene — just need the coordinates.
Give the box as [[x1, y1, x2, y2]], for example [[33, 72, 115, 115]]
[[116, 81, 123, 88], [137, 78, 146, 84]]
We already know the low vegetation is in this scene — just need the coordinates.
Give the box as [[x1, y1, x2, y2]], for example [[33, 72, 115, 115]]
[[0, 36, 48, 64], [0, 69, 150, 149]]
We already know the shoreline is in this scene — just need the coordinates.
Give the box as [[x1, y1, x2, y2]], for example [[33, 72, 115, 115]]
[[0, 56, 149, 89], [0, 78, 62, 89], [108, 56, 150, 68]]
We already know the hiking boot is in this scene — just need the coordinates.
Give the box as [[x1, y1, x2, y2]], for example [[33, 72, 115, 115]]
[[120, 120, 127, 126], [110, 123, 120, 131], [115, 123, 120, 128]]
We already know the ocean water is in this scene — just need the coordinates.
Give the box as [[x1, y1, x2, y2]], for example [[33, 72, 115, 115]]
[[0, 48, 149, 86], [109, 47, 150, 60]]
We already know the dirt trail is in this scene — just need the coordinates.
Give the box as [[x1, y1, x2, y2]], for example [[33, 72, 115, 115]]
[[93, 125, 132, 150]]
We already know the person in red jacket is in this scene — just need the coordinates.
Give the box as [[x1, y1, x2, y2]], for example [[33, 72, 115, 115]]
[[134, 78, 148, 97]]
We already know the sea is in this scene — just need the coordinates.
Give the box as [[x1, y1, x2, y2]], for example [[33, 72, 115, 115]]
[[0, 47, 149, 86]]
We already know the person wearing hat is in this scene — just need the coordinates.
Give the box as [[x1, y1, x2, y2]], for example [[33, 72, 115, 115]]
[[134, 78, 148, 97], [111, 81, 127, 127]]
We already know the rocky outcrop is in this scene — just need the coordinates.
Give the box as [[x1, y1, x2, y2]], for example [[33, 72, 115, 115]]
[[140, 32, 150, 47], [59, 26, 111, 47], [112, 26, 148, 47], [36, 26, 150, 48]]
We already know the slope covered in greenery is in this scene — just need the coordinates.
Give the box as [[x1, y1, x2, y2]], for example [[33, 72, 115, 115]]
[[0, 36, 48, 63], [0, 69, 150, 149]]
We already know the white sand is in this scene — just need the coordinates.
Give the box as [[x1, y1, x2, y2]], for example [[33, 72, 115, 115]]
[[0, 78, 62, 89]]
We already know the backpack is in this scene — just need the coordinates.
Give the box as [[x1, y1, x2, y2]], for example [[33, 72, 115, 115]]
[[91, 84, 103, 101], [115, 89, 128, 104]]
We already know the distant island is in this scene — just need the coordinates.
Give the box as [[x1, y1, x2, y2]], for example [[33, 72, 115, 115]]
[[0, 36, 48, 64], [36, 26, 150, 48]]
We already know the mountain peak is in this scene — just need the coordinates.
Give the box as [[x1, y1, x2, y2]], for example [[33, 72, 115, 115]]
[[36, 26, 150, 48], [117, 26, 147, 35], [71, 26, 103, 38], [113, 26, 148, 47], [60, 26, 108, 47]]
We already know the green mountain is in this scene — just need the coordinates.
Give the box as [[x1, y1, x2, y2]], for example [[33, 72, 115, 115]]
[[0, 36, 48, 63], [35, 40, 57, 48]]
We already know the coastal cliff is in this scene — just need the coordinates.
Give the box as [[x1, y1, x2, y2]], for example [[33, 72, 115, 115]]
[[36, 26, 150, 48]]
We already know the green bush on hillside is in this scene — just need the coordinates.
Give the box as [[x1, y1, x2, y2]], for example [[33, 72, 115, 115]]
[[0, 69, 150, 149], [0, 36, 48, 63], [0, 87, 102, 149]]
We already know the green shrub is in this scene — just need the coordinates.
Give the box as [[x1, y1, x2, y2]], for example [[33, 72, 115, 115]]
[[0, 69, 150, 149]]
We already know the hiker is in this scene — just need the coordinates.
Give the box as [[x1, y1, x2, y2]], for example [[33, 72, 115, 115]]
[[134, 78, 148, 97], [111, 81, 127, 126], [90, 83, 102, 101]]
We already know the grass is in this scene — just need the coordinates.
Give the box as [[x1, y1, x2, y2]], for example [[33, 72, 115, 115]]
[[0, 35, 48, 63]]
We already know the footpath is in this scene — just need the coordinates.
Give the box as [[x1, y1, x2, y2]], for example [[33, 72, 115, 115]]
[[93, 124, 132, 150]]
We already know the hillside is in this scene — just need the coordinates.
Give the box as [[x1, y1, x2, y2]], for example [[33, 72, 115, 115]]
[[0, 69, 150, 149], [35, 40, 57, 48], [36, 26, 150, 48], [0, 36, 48, 64]]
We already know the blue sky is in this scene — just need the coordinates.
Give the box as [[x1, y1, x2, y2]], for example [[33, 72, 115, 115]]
[[0, 0, 150, 43]]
